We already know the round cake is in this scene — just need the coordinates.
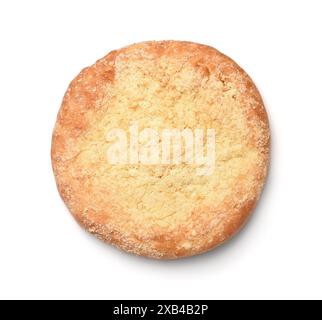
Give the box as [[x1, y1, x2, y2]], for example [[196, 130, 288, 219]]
[[51, 41, 270, 259]]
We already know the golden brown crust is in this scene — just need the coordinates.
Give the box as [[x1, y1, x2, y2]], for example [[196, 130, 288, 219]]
[[52, 41, 270, 259]]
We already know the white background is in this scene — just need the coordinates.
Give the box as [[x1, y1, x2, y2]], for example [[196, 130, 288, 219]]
[[0, 0, 321, 300]]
